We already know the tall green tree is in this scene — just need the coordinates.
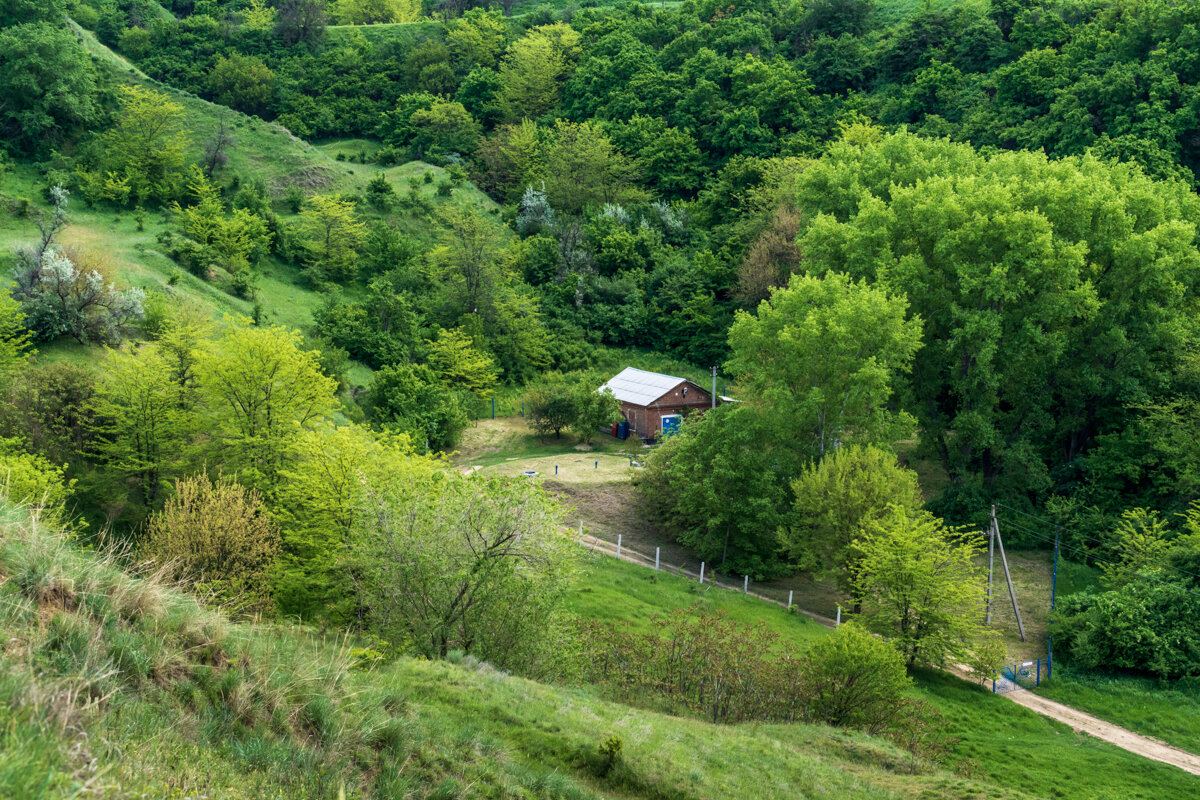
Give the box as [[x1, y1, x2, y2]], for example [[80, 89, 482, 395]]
[[272, 425, 429, 621], [365, 364, 468, 452], [354, 471, 576, 675], [524, 377, 576, 440], [726, 272, 922, 461], [784, 445, 923, 597], [298, 194, 366, 284], [0, 23, 96, 152], [207, 53, 276, 113], [102, 85, 191, 205], [496, 23, 581, 122], [90, 344, 188, 513], [638, 406, 792, 578], [541, 120, 645, 214], [571, 377, 619, 445], [0, 289, 33, 378], [195, 323, 336, 489], [796, 132, 1200, 507], [426, 327, 498, 398], [853, 507, 994, 668]]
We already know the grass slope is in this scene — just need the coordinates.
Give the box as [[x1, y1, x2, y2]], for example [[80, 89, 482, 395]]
[[572, 554, 1200, 800], [0, 503, 1045, 800], [0, 28, 505, 373], [567, 551, 830, 646], [1037, 665, 1200, 757]]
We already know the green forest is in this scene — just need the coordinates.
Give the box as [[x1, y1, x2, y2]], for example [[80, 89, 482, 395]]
[[2, 0, 1200, 796]]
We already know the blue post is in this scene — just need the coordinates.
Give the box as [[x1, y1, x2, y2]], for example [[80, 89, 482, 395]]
[[555, 465, 558, 475], [491, 397, 495, 419], [594, 460, 598, 469], [1037, 659, 1041, 687], [992, 675, 996, 693], [1049, 526, 1059, 679], [521, 403, 524, 417]]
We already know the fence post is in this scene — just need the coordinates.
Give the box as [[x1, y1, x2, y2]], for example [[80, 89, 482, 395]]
[[654, 547, 660, 570], [555, 465, 558, 475], [578, 520, 583, 542], [492, 397, 495, 419], [1037, 659, 1041, 687], [992, 675, 996, 693], [521, 402, 524, 417], [616, 534, 621, 559], [699, 561, 705, 584], [787, 590, 793, 610], [743, 575, 748, 593], [836, 606, 841, 627]]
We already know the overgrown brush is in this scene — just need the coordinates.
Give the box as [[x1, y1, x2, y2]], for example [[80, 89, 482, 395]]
[[0, 504, 609, 798], [578, 608, 956, 768]]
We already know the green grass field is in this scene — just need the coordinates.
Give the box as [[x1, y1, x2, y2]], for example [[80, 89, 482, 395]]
[[1038, 665, 1200, 756], [0, 503, 1060, 800], [571, 554, 1200, 800], [567, 553, 830, 646]]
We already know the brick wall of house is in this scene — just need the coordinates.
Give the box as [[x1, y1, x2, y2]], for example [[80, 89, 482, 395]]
[[619, 380, 713, 439]]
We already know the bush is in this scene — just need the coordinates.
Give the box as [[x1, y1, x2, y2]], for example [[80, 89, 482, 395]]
[[0, 437, 74, 527], [144, 474, 281, 611], [284, 185, 305, 213], [579, 609, 919, 738], [798, 624, 911, 733], [365, 173, 395, 210]]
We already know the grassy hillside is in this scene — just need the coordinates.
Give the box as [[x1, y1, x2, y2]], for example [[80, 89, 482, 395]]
[[567, 552, 830, 645], [1038, 665, 1200, 757], [0, 503, 1052, 800], [571, 555, 1200, 800], [0, 27, 505, 373]]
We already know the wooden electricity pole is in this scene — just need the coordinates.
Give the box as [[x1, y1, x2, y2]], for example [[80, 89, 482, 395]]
[[991, 505, 1026, 642]]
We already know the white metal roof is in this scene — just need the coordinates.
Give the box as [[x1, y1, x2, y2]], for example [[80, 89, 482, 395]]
[[601, 367, 691, 407]]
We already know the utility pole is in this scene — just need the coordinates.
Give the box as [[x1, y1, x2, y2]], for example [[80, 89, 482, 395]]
[[711, 366, 717, 409], [1049, 525, 1059, 676], [986, 506, 995, 625], [992, 506, 1026, 642]]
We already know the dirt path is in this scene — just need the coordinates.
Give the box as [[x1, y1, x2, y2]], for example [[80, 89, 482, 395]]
[[1006, 691, 1200, 776], [579, 534, 1200, 778]]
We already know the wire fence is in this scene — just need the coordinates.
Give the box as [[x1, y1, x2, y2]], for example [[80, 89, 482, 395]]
[[992, 657, 1049, 694], [578, 528, 1056, 694], [468, 394, 525, 420], [576, 530, 839, 628]]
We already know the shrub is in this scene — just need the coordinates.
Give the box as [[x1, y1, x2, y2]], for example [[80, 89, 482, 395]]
[[798, 623, 911, 733], [284, 185, 305, 213], [0, 437, 74, 527], [144, 474, 281, 610]]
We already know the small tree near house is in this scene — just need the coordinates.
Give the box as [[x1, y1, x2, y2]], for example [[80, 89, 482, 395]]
[[524, 378, 575, 439]]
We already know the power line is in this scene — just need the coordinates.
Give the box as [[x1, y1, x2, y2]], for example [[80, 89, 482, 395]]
[[998, 506, 1200, 584], [996, 512, 1200, 589]]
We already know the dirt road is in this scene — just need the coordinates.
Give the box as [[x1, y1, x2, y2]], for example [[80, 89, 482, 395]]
[[1006, 691, 1200, 775], [580, 534, 1200, 778]]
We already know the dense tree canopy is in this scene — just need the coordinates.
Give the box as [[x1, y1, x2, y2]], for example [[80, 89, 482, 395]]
[[796, 133, 1200, 513], [0, 23, 97, 153]]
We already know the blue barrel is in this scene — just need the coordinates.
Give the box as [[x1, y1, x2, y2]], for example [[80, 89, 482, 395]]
[[617, 420, 629, 439]]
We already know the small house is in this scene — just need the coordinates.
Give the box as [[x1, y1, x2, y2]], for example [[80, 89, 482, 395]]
[[601, 367, 713, 441]]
